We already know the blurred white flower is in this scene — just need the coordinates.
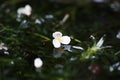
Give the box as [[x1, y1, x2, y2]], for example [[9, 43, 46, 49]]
[[17, 4, 32, 16], [0, 43, 8, 50], [109, 66, 114, 72], [35, 19, 42, 24], [34, 58, 43, 68], [10, 61, 14, 65], [110, 1, 120, 12], [0, 42, 9, 55], [116, 31, 120, 39], [52, 31, 71, 48], [4, 51, 9, 55]]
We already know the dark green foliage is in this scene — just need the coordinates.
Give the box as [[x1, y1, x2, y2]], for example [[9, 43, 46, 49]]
[[0, 0, 120, 80]]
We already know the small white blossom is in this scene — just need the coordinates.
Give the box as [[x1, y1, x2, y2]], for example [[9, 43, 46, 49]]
[[116, 31, 120, 39], [0, 42, 9, 55], [0, 43, 8, 50], [34, 58, 43, 68], [110, 1, 120, 12], [109, 66, 114, 72], [35, 19, 42, 24], [17, 4, 32, 16], [52, 31, 71, 48], [93, 0, 105, 3], [10, 61, 14, 65]]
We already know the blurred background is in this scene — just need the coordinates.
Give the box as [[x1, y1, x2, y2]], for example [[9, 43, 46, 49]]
[[0, 0, 120, 80]]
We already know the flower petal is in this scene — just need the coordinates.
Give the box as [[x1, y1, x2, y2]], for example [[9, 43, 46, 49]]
[[24, 5, 32, 16], [17, 8, 24, 14], [52, 31, 62, 38], [53, 39, 61, 48], [116, 31, 120, 39], [61, 36, 71, 44], [96, 37, 104, 47], [34, 58, 43, 68], [72, 46, 84, 50], [25, 5, 32, 11]]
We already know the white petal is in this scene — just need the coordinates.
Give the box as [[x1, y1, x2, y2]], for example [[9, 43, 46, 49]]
[[64, 45, 72, 52], [72, 46, 84, 50], [96, 37, 104, 47], [109, 66, 114, 72], [34, 58, 43, 68], [52, 31, 62, 38], [25, 5, 32, 12], [53, 39, 61, 48], [17, 8, 24, 14], [2, 46, 8, 50], [17, 5, 32, 16], [116, 31, 120, 39], [23, 10, 31, 16], [61, 36, 71, 44]]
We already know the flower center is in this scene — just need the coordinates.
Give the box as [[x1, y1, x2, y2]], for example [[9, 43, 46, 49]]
[[56, 36, 61, 41]]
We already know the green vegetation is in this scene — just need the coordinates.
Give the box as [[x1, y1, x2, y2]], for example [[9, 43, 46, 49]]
[[0, 0, 120, 80]]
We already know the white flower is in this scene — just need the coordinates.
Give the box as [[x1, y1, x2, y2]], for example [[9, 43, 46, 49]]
[[17, 4, 32, 16], [116, 31, 120, 39], [110, 1, 120, 12], [109, 66, 114, 72], [52, 31, 71, 48], [0, 43, 8, 50], [35, 19, 42, 24], [34, 58, 43, 68]]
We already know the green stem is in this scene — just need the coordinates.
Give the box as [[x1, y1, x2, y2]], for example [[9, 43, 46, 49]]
[[115, 51, 120, 55]]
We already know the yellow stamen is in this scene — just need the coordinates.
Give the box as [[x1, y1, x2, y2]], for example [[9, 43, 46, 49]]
[[56, 36, 61, 41]]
